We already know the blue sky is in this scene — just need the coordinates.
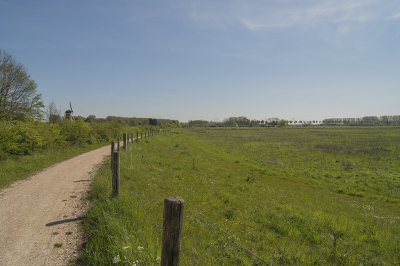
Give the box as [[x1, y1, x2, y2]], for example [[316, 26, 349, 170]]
[[1, 0, 399, 122]]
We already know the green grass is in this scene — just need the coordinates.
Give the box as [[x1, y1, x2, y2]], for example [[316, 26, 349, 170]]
[[80, 128, 400, 265], [0, 141, 110, 189]]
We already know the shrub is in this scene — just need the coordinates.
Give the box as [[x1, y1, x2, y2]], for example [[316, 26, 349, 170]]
[[60, 120, 90, 145], [0, 121, 45, 157]]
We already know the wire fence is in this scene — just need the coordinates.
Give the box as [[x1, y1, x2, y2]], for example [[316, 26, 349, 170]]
[[108, 131, 273, 265]]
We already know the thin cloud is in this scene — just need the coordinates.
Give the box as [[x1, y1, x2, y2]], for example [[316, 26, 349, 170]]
[[386, 13, 400, 20], [106, 92, 117, 99], [182, 0, 400, 31], [238, 1, 377, 31], [142, 92, 180, 99]]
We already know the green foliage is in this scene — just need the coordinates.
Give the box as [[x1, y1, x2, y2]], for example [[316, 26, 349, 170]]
[[0, 119, 133, 162], [277, 119, 289, 127], [0, 48, 44, 121], [60, 120, 91, 145], [90, 121, 123, 143], [0, 121, 45, 157]]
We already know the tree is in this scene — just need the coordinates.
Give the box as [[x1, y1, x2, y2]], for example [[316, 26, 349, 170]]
[[46, 101, 62, 124], [149, 118, 158, 126], [85, 115, 96, 123], [277, 119, 289, 127], [0, 48, 43, 121]]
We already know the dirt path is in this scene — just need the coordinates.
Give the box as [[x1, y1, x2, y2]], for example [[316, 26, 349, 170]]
[[0, 144, 112, 266]]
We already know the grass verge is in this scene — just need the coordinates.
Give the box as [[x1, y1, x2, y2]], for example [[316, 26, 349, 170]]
[[0, 141, 110, 189]]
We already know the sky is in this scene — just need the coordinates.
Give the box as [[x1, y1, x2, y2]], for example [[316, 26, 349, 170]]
[[1, 0, 399, 122]]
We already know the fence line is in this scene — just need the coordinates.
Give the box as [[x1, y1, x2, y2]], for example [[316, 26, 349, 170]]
[[121, 171, 270, 265], [110, 130, 272, 265]]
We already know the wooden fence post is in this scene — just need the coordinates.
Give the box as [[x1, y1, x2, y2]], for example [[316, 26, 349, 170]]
[[136, 133, 139, 143], [111, 151, 120, 198], [161, 196, 184, 266], [111, 141, 115, 170], [118, 137, 120, 151], [123, 133, 127, 151]]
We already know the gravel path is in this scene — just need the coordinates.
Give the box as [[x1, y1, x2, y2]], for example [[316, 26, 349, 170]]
[[0, 144, 112, 266]]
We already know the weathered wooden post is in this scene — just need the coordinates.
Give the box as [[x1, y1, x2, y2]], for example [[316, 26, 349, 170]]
[[111, 151, 120, 198], [161, 196, 184, 266], [136, 133, 139, 143], [111, 141, 115, 170], [123, 133, 127, 151], [118, 137, 120, 151], [131, 133, 133, 143]]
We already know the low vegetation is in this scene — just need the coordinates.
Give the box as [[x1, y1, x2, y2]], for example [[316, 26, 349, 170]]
[[80, 127, 400, 265], [0, 119, 162, 189]]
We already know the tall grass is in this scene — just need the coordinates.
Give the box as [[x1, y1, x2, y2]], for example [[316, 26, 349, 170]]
[[80, 127, 400, 265]]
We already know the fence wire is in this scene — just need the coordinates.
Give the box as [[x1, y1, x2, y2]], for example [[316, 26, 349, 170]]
[[119, 167, 271, 265], [114, 133, 272, 265]]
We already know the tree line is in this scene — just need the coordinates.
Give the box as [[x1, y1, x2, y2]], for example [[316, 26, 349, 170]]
[[323, 116, 400, 126], [0, 48, 179, 160], [187, 117, 289, 127], [186, 115, 400, 128]]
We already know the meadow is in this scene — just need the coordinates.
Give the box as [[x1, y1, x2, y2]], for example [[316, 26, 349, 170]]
[[81, 127, 400, 265]]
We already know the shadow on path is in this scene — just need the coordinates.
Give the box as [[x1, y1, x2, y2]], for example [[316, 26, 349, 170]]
[[46, 216, 85, 227]]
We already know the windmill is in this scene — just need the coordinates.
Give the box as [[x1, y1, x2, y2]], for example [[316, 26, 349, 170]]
[[65, 102, 74, 121]]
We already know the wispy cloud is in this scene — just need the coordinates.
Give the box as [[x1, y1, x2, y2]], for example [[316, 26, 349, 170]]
[[238, 0, 380, 31], [141, 91, 180, 99], [106, 92, 117, 99], [182, 0, 400, 31], [386, 13, 400, 20]]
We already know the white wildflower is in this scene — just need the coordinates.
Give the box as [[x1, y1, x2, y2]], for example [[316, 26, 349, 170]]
[[122, 246, 130, 250], [112, 255, 121, 264], [137, 246, 144, 251]]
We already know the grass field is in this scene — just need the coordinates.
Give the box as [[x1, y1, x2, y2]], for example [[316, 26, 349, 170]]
[[80, 127, 400, 265]]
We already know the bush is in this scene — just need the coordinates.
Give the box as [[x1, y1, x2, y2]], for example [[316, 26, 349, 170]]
[[60, 120, 91, 145], [0, 121, 45, 157], [91, 121, 126, 142], [0, 119, 134, 160]]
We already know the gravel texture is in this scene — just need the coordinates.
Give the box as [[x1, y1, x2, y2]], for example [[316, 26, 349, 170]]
[[0, 145, 111, 266]]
